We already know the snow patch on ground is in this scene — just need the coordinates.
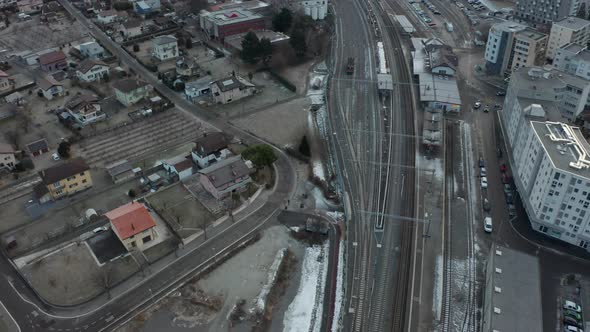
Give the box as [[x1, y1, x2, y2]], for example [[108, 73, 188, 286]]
[[283, 243, 329, 332], [326, 211, 344, 221], [313, 159, 327, 182], [331, 239, 344, 332], [251, 249, 287, 314], [290, 226, 301, 232], [417, 154, 444, 181], [433, 255, 443, 321]]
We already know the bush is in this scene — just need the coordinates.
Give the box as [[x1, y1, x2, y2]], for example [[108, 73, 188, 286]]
[[57, 141, 71, 158], [242, 144, 277, 168], [133, 44, 139, 52], [113, 1, 133, 10], [128, 189, 136, 198]]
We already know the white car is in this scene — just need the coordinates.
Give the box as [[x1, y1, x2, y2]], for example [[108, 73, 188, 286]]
[[93, 226, 108, 233], [480, 167, 487, 177], [474, 101, 481, 109], [52, 153, 60, 161], [484, 217, 492, 233], [481, 177, 488, 189], [564, 300, 582, 313]]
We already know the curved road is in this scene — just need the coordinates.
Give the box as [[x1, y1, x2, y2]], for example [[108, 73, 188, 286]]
[[0, 2, 298, 331]]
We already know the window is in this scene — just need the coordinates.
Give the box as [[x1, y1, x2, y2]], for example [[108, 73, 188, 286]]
[[142, 235, 152, 244], [82, 179, 87, 184], [130, 241, 136, 247], [79, 172, 85, 176]]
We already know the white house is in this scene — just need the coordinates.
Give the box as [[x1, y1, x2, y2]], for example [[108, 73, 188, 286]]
[[37, 76, 64, 100], [162, 155, 193, 180], [76, 59, 109, 82], [96, 9, 117, 24], [65, 94, 105, 126], [119, 19, 143, 39], [0, 143, 16, 171], [185, 75, 213, 102], [79, 41, 105, 60], [152, 35, 178, 61], [191, 132, 231, 168], [113, 79, 149, 106], [211, 75, 256, 104], [0, 70, 13, 92]]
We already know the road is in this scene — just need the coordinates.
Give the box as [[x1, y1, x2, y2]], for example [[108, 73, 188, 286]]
[[0, 1, 298, 331], [329, 0, 417, 330]]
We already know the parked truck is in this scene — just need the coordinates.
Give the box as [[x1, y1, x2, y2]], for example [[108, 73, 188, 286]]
[[445, 22, 454, 32], [346, 57, 355, 75]]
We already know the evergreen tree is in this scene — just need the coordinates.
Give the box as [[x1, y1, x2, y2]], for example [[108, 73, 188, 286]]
[[241, 31, 261, 64], [290, 24, 307, 57], [272, 8, 293, 33], [260, 38, 273, 65]]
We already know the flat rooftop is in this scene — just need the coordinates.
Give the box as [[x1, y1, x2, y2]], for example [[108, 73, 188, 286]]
[[554, 16, 590, 31], [516, 27, 546, 41], [418, 72, 461, 105], [200, 8, 262, 26], [487, 245, 542, 332], [510, 67, 588, 96], [532, 121, 590, 179]]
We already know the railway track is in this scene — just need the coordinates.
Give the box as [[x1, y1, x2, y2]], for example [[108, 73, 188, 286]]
[[441, 120, 477, 332]]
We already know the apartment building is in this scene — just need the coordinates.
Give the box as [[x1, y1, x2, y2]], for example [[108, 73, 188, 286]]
[[485, 22, 547, 76], [547, 17, 590, 60], [515, 0, 580, 24], [502, 66, 590, 122], [36, 158, 93, 201], [512, 119, 590, 250], [553, 43, 590, 80]]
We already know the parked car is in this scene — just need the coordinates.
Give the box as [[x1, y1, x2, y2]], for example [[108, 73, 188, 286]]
[[502, 173, 510, 184], [564, 300, 582, 313], [483, 198, 491, 212], [564, 310, 582, 321], [497, 148, 503, 158], [483, 105, 489, 113], [505, 192, 514, 204], [480, 167, 487, 177], [508, 204, 516, 217], [484, 217, 493, 233], [564, 325, 583, 332], [500, 164, 507, 172], [474, 101, 482, 109], [52, 153, 60, 161], [503, 183, 512, 193], [496, 90, 506, 96], [479, 157, 485, 167], [564, 316, 583, 329], [481, 177, 488, 189], [93, 226, 108, 233]]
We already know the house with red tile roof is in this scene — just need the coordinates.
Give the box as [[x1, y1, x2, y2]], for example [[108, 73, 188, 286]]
[[39, 50, 67, 72], [0, 70, 14, 92], [106, 201, 157, 251]]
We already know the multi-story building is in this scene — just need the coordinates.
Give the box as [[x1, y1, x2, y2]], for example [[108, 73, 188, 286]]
[[211, 75, 256, 104], [107, 202, 157, 251], [502, 66, 590, 121], [113, 79, 150, 106], [546, 16, 590, 60], [36, 158, 93, 202], [65, 94, 105, 126], [152, 35, 178, 61], [511, 119, 590, 250], [553, 43, 590, 80], [0, 143, 16, 171], [485, 22, 548, 76], [79, 41, 105, 60], [199, 8, 265, 41], [515, 0, 580, 24], [76, 59, 109, 82]]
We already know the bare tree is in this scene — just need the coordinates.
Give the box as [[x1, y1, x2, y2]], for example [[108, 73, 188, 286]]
[[3, 130, 19, 149], [95, 264, 113, 299]]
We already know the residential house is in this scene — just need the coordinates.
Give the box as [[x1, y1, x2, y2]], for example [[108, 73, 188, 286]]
[[119, 19, 143, 39], [17, 0, 42, 13], [191, 132, 231, 168], [113, 79, 150, 106], [0, 143, 16, 171], [134, 0, 160, 14], [198, 155, 253, 199], [0, 70, 14, 92], [176, 57, 199, 77], [37, 76, 64, 100], [0, 0, 16, 9], [79, 41, 105, 60], [36, 158, 93, 202], [106, 201, 157, 251], [65, 94, 105, 126], [96, 9, 117, 24], [76, 59, 109, 82], [39, 50, 67, 72], [26, 138, 49, 157], [162, 155, 193, 180], [152, 35, 178, 61], [211, 75, 256, 104], [185, 75, 213, 102]]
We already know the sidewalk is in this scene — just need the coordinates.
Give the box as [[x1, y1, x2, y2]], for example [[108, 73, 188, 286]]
[[0, 301, 19, 332]]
